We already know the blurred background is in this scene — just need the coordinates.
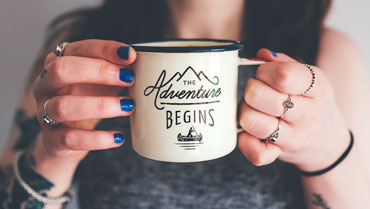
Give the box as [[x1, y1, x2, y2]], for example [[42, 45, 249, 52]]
[[0, 0, 369, 208], [2, 0, 370, 149], [1, 0, 370, 152]]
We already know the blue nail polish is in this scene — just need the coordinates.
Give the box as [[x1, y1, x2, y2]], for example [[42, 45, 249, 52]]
[[117, 46, 130, 60], [269, 49, 277, 57], [119, 68, 134, 83], [114, 133, 124, 143], [120, 99, 134, 111]]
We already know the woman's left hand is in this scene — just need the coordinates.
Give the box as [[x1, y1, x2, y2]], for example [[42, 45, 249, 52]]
[[238, 48, 350, 172]]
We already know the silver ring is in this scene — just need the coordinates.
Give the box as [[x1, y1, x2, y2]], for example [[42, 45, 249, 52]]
[[42, 100, 59, 126], [52, 42, 69, 57], [265, 120, 281, 143], [280, 95, 294, 119], [303, 64, 316, 94]]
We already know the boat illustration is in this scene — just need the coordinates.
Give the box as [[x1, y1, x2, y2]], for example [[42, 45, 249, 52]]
[[177, 126, 203, 142]]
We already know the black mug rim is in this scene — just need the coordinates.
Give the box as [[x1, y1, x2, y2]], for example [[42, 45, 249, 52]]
[[131, 39, 244, 53]]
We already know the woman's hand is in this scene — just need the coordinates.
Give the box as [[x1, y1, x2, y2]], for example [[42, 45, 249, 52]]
[[32, 39, 137, 165], [238, 49, 350, 172]]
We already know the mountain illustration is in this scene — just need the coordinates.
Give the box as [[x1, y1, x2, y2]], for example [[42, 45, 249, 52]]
[[172, 66, 219, 85]]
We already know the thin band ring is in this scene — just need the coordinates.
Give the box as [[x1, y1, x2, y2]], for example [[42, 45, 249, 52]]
[[42, 100, 59, 126], [280, 95, 294, 119]]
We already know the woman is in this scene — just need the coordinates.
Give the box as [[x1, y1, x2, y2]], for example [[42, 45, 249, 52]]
[[1, 0, 370, 208]]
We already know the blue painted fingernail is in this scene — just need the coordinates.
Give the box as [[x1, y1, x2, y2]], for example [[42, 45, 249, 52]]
[[120, 99, 134, 111], [114, 133, 124, 143], [269, 49, 277, 57], [119, 68, 134, 83], [117, 46, 130, 60]]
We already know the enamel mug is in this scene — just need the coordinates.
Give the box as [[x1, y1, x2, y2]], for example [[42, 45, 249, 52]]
[[130, 39, 263, 162]]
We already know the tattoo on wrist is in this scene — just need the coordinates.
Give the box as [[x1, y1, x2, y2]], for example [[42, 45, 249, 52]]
[[40, 69, 47, 78], [312, 193, 330, 209], [14, 109, 41, 151], [0, 152, 55, 209]]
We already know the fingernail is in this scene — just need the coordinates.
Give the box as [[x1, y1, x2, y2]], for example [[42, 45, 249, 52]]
[[269, 49, 277, 57], [120, 68, 134, 83], [114, 133, 124, 143], [117, 46, 130, 60], [120, 99, 134, 111]]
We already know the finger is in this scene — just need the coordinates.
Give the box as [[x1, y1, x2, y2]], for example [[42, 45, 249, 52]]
[[243, 78, 310, 122], [42, 96, 134, 123], [256, 48, 298, 63], [44, 52, 56, 66], [239, 101, 299, 151], [33, 82, 124, 103], [36, 56, 135, 92], [62, 39, 136, 66], [43, 127, 125, 151], [69, 84, 123, 97], [240, 100, 280, 139], [238, 131, 282, 166], [256, 62, 326, 97]]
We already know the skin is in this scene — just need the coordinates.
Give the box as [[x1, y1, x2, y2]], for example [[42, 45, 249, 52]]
[[1, 0, 370, 208]]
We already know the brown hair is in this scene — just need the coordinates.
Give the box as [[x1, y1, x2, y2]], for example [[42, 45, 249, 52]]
[[30, 0, 331, 81]]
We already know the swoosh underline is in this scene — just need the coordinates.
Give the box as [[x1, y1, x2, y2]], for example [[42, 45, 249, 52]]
[[160, 100, 220, 105]]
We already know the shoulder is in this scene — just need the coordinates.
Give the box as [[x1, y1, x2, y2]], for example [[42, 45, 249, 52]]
[[320, 28, 358, 49], [317, 28, 365, 71], [316, 27, 369, 103], [317, 28, 364, 65], [316, 28, 368, 92]]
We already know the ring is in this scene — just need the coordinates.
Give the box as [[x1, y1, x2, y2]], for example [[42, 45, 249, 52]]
[[303, 64, 316, 94], [52, 42, 69, 57], [265, 120, 281, 143], [280, 95, 294, 119], [42, 100, 59, 126]]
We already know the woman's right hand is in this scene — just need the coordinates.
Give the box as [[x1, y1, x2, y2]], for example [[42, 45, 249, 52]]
[[32, 39, 137, 166]]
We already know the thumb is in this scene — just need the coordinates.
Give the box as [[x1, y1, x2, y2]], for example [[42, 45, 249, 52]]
[[256, 48, 298, 63]]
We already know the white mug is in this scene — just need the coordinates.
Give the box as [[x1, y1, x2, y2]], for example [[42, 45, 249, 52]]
[[130, 39, 263, 162]]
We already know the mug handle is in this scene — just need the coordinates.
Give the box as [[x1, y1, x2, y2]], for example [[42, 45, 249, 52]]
[[239, 58, 265, 66], [236, 58, 266, 134]]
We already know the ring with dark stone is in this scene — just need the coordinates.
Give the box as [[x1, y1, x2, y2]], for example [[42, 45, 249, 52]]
[[265, 121, 281, 143]]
